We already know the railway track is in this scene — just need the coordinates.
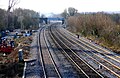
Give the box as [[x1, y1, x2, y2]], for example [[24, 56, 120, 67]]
[[27, 23, 119, 78], [46, 26, 81, 78], [60, 27, 120, 63], [48, 25, 104, 78], [58, 26, 120, 67], [59, 27, 120, 67], [38, 26, 61, 78], [55, 26, 120, 78]]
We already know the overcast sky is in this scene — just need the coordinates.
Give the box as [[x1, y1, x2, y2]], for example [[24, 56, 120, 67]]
[[0, 0, 120, 14]]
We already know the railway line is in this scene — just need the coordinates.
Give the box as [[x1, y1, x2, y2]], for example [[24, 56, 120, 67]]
[[54, 25, 120, 78], [38, 26, 61, 78], [60, 27, 120, 63], [46, 26, 81, 78], [25, 23, 120, 78], [58, 26, 120, 68], [48, 25, 104, 78]]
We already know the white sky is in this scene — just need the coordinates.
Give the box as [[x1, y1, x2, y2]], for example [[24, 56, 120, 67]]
[[0, 0, 120, 14]]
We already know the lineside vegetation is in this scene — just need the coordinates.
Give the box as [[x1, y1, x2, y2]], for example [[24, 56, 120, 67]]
[[0, 8, 39, 31], [66, 12, 120, 53]]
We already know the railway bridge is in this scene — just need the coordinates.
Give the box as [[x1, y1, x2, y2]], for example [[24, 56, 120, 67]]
[[39, 17, 65, 24]]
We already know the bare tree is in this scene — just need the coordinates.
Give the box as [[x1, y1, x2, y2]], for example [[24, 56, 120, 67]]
[[7, 0, 20, 12], [6, 0, 20, 29]]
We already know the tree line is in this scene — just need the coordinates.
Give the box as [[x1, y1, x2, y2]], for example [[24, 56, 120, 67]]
[[0, 8, 39, 31], [61, 8, 120, 53]]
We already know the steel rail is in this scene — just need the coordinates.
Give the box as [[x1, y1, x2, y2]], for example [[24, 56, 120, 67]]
[[53, 27, 104, 78], [49, 26, 104, 78], [48, 26, 89, 78], [38, 27, 47, 78], [60, 27, 120, 62], [58, 27, 120, 68], [57, 27, 120, 69], [56, 26, 120, 78], [43, 27, 62, 78]]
